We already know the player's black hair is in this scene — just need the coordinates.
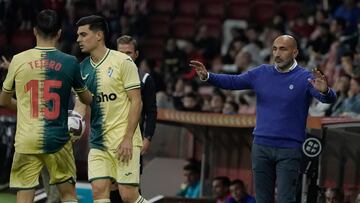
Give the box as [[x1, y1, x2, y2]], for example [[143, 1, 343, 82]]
[[213, 176, 231, 187], [36, 9, 61, 38], [76, 15, 109, 39]]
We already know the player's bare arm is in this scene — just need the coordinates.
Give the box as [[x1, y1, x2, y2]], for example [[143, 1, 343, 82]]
[[308, 68, 329, 94], [73, 97, 88, 117], [116, 88, 142, 163], [77, 90, 93, 105], [189, 60, 208, 81]]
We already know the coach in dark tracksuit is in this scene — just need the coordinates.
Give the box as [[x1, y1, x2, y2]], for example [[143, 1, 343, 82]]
[[191, 35, 337, 203]]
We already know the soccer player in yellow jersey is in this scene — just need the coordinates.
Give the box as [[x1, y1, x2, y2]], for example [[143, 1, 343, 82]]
[[0, 10, 93, 203], [74, 15, 148, 203]]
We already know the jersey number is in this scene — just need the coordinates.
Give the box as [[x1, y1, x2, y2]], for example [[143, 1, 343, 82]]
[[25, 80, 62, 120]]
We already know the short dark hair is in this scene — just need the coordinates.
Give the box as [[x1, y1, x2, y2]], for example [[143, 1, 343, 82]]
[[184, 161, 201, 174], [231, 179, 246, 190], [117, 35, 139, 51], [213, 176, 231, 187], [76, 15, 109, 38], [36, 9, 61, 38]]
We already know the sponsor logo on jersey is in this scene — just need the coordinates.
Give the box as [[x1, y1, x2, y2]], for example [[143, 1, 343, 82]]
[[96, 92, 117, 102]]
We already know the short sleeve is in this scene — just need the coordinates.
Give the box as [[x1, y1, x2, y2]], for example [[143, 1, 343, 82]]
[[72, 60, 87, 93], [121, 58, 140, 91]]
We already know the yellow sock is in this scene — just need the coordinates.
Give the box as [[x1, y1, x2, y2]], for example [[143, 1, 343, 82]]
[[62, 200, 78, 203]]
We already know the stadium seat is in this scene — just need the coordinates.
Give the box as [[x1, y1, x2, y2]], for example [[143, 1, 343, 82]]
[[177, 0, 200, 17], [148, 15, 171, 37], [10, 30, 35, 53], [170, 17, 197, 39], [279, 1, 302, 20], [227, 2, 250, 20], [140, 39, 165, 61], [198, 18, 222, 37], [149, 0, 175, 14], [202, 1, 225, 19], [251, 1, 276, 25]]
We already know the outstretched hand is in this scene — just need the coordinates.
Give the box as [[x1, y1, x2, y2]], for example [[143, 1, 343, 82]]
[[189, 60, 208, 81], [308, 68, 328, 94]]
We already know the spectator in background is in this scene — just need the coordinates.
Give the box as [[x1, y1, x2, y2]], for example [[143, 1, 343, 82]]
[[326, 74, 351, 115], [225, 179, 255, 203], [183, 39, 205, 80], [242, 25, 263, 65], [325, 187, 344, 203], [139, 58, 166, 93], [332, 77, 360, 117], [177, 161, 201, 198], [234, 50, 257, 73], [212, 176, 231, 203], [210, 89, 226, 113], [238, 94, 256, 115], [172, 78, 185, 110], [222, 101, 238, 115], [342, 49, 360, 79], [182, 92, 202, 112], [162, 38, 187, 80], [194, 24, 221, 61], [222, 37, 247, 65], [289, 15, 314, 39], [333, 0, 360, 33]]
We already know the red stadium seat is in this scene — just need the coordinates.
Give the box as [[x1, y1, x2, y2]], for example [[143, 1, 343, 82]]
[[177, 0, 200, 17], [140, 39, 165, 61], [10, 30, 35, 53], [199, 18, 222, 37], [149, 0, 175, 14], [202, 1, 225, 19], [148, 15, 171, 37], [227, 2, 250, 20], [251, 1, 275, 25], [170, 17, 197, 39], [279, 2, 302, 20]]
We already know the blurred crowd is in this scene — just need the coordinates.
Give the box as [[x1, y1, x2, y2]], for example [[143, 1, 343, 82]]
[[0, 0, 359, 118], [176, 159, 360, 203]]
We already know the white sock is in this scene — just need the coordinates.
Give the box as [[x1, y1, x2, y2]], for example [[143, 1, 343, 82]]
[[135, 195, 149, 203]]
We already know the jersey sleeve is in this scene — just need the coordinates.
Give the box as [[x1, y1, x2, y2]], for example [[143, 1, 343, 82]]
[[2, 56, 19, 92], [72, 60, 87, 93], [120, 58, 140, 91]]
